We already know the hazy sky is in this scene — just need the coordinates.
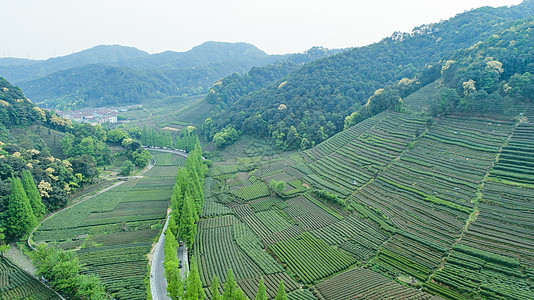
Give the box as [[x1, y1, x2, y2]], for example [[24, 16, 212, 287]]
[[1, 0, 523, 60]]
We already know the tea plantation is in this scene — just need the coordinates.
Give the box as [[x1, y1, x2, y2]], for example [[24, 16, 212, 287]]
[[33, 150, 185, 299], [196, 108, 534, 299]]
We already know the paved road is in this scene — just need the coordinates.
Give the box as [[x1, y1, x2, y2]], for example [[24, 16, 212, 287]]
[[144, 146, 205, 160], [151, 213, 171, 300], [151, 215, 190, 300], [149, 147, 190, 300], [144, 147, 188, 157]]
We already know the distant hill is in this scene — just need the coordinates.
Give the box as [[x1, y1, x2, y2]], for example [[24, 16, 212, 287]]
[[0, 57, 37, 67], [206, 0, 534, 149], [15, 42, 338, 110], [205, 46, 342, 108], [119, 41, 277, 70], [18, 64, 174, 109], [0, 45, 149, 83]]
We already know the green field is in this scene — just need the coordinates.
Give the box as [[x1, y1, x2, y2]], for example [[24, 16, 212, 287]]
[[29, 108, 534, 300], [193, 108, 534, 300], [118, 95, 209, 130], [33, 150, 186, 299]]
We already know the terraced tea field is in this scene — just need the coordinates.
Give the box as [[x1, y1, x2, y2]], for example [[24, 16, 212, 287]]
[[0, 257, 60, 300], [33, 150, 185, 299], [198, 109, 534, 300]]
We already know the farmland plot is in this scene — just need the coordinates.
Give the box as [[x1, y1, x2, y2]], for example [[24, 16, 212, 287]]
[[33, 151, 186, 299], [0, 257, 60, 300]]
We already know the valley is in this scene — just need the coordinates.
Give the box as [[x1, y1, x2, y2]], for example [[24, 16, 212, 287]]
[[1, 1, 534, 300]]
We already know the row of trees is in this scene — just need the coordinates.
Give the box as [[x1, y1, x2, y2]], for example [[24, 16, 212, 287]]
[[167, 140, 207, 248], [139, 125, 199, 152], [163, 138, 207, 298], [209, 269, 290, 300], [163, 228, 202, 299], [164, 264, 291, 300]]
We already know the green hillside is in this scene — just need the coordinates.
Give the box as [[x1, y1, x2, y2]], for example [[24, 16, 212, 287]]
[[13, 42, 338, 110], [19, 64, 174, 110], [192, 104, 534, 299], [207, 0, 534, 149]]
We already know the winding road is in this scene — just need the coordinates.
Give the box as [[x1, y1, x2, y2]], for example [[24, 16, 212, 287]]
[[147, 147, 190, 300], [28, 147, 189, 299]]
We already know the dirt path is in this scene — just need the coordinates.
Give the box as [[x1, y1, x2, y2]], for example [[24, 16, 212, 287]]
[[5, 243, 36, 275]]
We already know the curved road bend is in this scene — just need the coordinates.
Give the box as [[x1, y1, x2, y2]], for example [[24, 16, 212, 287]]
[[148, 147, 190, 300]]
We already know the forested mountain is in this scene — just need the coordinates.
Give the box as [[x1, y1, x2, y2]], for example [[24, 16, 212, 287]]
[[344, 17, 534, 127], [18, 64, 174, 110], [118, 41, 277, 70], [206, 0, 534, 149], [0, 45, 148, 83], [206, 46, 340, 107], [8, 42, 331, 110]]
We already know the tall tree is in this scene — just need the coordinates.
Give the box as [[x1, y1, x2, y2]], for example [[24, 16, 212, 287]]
[[21, 170, 45, 218], [179, 191, 196, 248], [256, 277, 267, 300], [185, 258, 204, 300], [167, 261, 184, 300], [5, 177, 36, 237], [211, 274, 222, 300], [222, 269, 237, 300], [170, 178, 184, 230], [234, 287, 248, 300], [275, 280, 288, 300]]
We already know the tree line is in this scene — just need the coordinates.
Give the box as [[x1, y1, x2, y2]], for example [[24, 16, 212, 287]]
[[160, 139, 292, 299], [139, 125, 199, 152], [162, 138, 207, 298]]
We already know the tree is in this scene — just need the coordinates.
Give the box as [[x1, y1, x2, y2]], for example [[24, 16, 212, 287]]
[[185, 258, 204, 300], [141, 126, 148, 145], [170, 183, 183, 236], [269, 180, 286, 195], [5, 177, 36, 237], [167, 261, 184, 300], [106, 129, 128, 144], [21, 170, 45, 218], [69, 154, 99, 182], [300, 137, 310, 150], [275, 280, 288, 300], [211, 274, 222, 300], [60, 133, 75, 157], [179, 192, 197, 248], [255, 277, 267, 300], [131, 149, 152, 168], [119, 160, 135, 176], [52, 251, 82, 295], [76, 274, 107, 299], [234, 287, 248, 300], [223, 269, 237, 300], [32, 244, 106, 299]]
